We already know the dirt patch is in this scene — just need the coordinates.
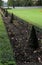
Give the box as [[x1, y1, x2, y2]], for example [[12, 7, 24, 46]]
[[2, 12, 42, 65], [13, 20, 20, 27], [40, 10, 42, 12]]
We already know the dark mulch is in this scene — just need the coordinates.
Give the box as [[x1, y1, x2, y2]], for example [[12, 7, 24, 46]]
[[2, 14, 42, 65]]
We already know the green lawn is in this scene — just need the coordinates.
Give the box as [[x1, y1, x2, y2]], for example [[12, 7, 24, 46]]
[[8, 8, 42, 29], [0, 15, 16, 65]]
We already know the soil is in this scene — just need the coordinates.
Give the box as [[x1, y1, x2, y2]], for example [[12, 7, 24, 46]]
[[2, 12, 42, 65], [40, 10, 42, 12]]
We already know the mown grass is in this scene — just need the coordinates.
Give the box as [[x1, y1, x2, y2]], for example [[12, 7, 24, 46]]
[[8, 8, 42, 29], [0, 15, 16, 65]]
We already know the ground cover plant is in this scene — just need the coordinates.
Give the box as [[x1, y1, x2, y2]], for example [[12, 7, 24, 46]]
[[8, 8, 42, 29], [0, 15, 16, 65]]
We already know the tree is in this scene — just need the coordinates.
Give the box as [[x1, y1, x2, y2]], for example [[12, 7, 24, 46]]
[[0, 0, 3, 6], [8, 0, 15, 8], [29, 26, 39, 50], [36, 0, 42, 6], [28, 0, 33, 6]]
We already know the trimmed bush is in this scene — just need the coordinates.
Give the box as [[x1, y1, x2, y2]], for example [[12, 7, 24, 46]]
[[29, 26, 39, 50], [10, 13, 14, 23], [5, 10, 8, 17]]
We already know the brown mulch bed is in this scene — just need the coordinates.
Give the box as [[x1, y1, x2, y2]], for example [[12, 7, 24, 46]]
[[2, 13, 42, 65]]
